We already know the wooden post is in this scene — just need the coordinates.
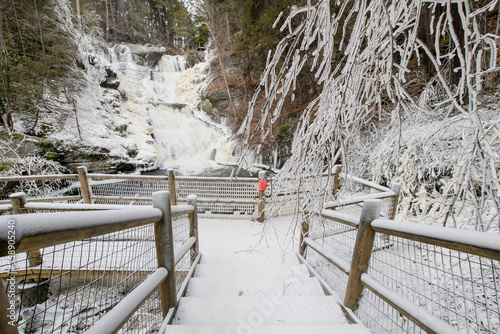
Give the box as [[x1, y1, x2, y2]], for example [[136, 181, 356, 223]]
[[0, 281, 19, 334], [298, 218, 310, 256], [77, 166, 93, 204], [187, 195, 199, 264], [167, 169, 177, 206], [332, 165, 342, 200], [344, 199, 382, 310], [388, 183, 401, 220], [152, 191, 177, 316], [257, 171, 266, 222], [10, 192, 28, 215], [10, 193, 42, 268]]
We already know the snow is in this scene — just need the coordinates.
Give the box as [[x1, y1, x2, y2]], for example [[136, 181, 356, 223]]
[[371, 218, 500, 255], [197, 216, 300, 265]]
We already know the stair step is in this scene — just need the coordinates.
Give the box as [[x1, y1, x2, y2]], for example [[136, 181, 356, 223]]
[[194, 264, 310, 279], [173, 296, 348, 326], [163, 324, 371, 333], [186, 277, 325, 297]]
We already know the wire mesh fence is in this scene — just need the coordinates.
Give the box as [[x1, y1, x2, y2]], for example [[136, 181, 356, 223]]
[[359, 236, 500, 334], [1, 224, 160, 333], [304, 211, 500, 333], [172, 214, 192, 293]]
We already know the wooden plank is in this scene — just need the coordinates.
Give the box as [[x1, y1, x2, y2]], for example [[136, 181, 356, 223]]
[[0, 209, 162, 256], [23, 202, 147, 211], [175, 176, 258, 183], [298, 218, 309, 256], [0, 281, 19, 334], [344, 200, 382, 310], [27, 196, 83, 202], [152, 191, 177, 316], [180, 197, 259, 205], [90, 195, 152, 202], [319, 209, 360, 228], [0, 174, 78, 182], [187, 195, 199, 264], [324, 191, 395, 209], [87, 173, 168, 181], [340, 173, 392, 192], [372, 218, 500, 261], [304, 238, 351, 275], [0, 204, 12, 212], [0, 269, 155, 282], [168, 169, 177, 206], [174, 237, 196, 265], [77, 166, 93, 204]]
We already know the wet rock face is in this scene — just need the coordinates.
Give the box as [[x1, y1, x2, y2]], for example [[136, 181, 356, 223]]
[[200, 52, 246, 124], [128, 44, 168, 68], [100, 67, 120, 89]]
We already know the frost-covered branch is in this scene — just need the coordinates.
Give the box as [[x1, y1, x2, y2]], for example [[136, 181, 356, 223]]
[[239, 0, 500, 231]]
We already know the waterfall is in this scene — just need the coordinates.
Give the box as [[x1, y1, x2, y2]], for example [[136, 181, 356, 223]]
[[108, 44, 237, 174]]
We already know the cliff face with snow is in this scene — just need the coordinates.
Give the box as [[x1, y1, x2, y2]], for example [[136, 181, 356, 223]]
[[9, 41, 237, 174]]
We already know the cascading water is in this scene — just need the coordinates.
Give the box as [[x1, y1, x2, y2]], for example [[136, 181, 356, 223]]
[[108, 44, 238, 175]]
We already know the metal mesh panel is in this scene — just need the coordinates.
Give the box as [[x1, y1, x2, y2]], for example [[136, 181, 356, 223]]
[[177, 180, 257, 215], [1, 224, 159, 333], [172, 215, 194, 294], [358, 236, 500, 333], [304, 215, 357, 300], [118, 289, 162, 333], [357, 288, 425, 334], [90, 178, 168, 206], [177, 180, 257, 199]]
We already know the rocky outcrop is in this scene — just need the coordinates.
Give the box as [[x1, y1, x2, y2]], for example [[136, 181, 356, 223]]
[[0, 131, 147, 174], [200, 53, 247, 124]]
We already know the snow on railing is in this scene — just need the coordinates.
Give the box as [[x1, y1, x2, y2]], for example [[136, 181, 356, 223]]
[[300, 200, 500, 333], [0, 191, 200, 334], [1, 164, 398, 222]]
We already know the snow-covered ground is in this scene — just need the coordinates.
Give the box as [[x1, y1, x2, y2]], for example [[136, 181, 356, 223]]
[[198, 215, 299, 265]]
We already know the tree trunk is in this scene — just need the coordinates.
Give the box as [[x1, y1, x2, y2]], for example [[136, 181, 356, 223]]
[[105, 0, 109, 42], [450, 3, 465, 88], [76, 0, 81, 30], [418, 3, 434, 77], [0, 0, 4, 39]]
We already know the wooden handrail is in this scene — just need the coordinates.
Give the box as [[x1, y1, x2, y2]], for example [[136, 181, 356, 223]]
[[371, 218, 500, 261], [319, 209, 360, 227], [0, 174, 78, 181], [0, 208, 162, 256], [339, 173, 392, 192], [323, 190, 396, 209], [174, 237, 196, 265], [303, 238, 351, 274]]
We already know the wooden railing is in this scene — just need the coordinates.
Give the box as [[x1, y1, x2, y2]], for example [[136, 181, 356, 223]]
[[299, 200, 500, 333], [1, 164, 401, 223], [0, 191, 200, 334], [0, 166, 267, 219]]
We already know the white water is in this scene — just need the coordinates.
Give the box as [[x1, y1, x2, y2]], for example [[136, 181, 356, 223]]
[[108, 44, 238, 174]]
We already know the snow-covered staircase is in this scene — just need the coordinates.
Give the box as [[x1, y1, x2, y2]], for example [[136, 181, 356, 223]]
[[162, 255, 371, 333]]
